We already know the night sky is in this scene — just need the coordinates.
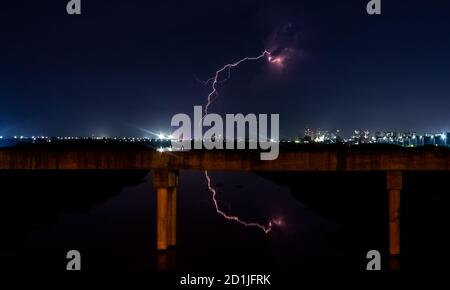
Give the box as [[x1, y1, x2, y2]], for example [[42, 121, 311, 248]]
[[1, 0, 450, 137]]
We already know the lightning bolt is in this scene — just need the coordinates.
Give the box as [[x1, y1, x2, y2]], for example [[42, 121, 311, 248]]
[[202, 50, 284, 234], [204, 50, 283, 115], [206, 170, 283, 234]]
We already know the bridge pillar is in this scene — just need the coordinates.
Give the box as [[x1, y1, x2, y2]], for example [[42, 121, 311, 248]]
[[387, 171, 402, 256], [152, 169, 179, 251], [168, 186, 177, 247]]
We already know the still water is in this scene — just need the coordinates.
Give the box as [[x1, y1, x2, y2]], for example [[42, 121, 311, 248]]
[[0, 170, 449, 271]]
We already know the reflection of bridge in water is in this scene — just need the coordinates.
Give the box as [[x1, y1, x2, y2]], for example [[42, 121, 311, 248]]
[[2, 146, 450, 257]]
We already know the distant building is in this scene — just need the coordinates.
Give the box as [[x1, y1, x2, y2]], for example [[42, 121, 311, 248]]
[[435, 134, 446, 146], [423, 135, 435, 146]]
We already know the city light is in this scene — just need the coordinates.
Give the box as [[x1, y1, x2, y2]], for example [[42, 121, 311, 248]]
[[0, 129, 449, 149]]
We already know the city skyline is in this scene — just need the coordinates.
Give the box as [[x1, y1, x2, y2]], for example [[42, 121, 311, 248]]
[[1, 127, 449, 144]]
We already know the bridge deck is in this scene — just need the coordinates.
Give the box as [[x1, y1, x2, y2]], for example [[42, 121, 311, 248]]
[[1, 147, 450, 171]]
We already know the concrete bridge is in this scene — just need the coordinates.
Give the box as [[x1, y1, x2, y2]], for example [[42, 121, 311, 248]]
[[2, 145, 450, 256]]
